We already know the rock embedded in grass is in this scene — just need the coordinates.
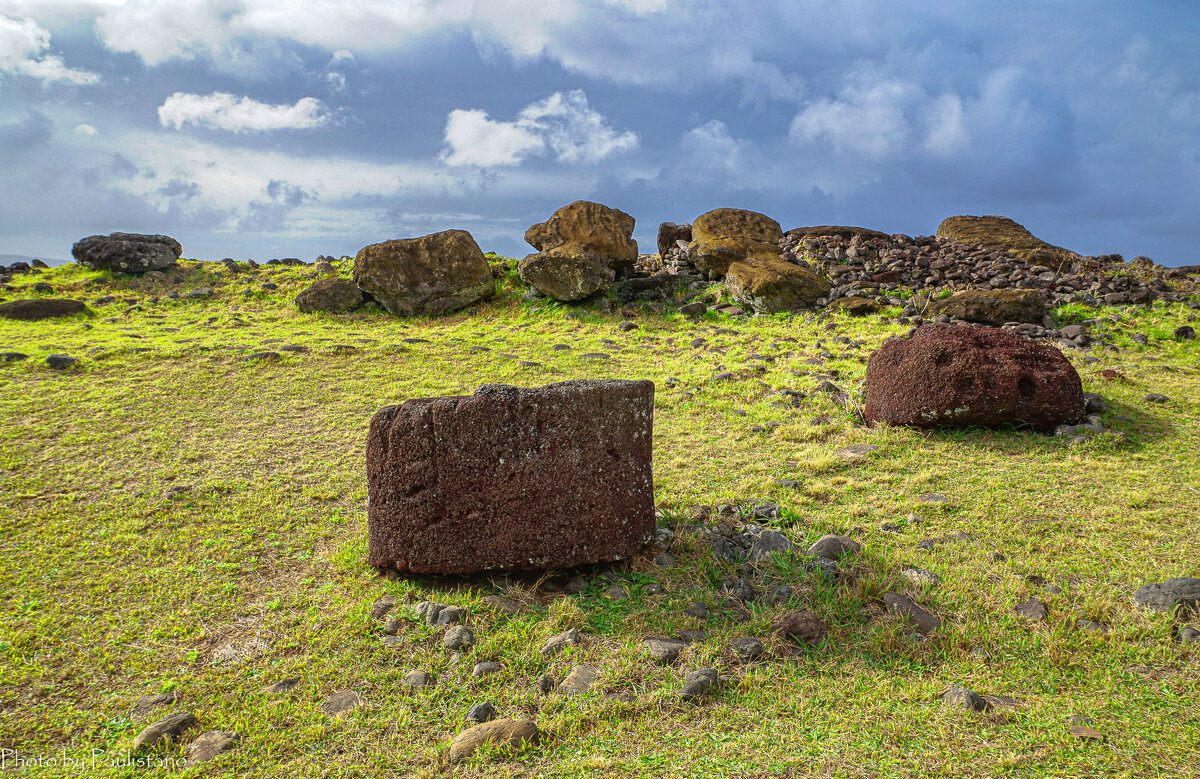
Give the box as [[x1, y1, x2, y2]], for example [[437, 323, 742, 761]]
[[729, 637, 765, 662], [46, 354, 77, 370], [540, 628, 581, 657], [942, 687, 990, 712], [1133, 578, 1200, 614], [883, 593, 942, 634], [353, 230, 494, 316], [0, 298, 90, 321], [1014, 597, 1049, 622], [72, 232, 181, 273], [260, 677, 301, 695], [465, 702, 497, 723], [132, 712, 199, 751], [403, 670, 432, 689], [442, 625, 475, 651], [447, 717, 540, 764], [185, 730, 240, 763], [680, 668, 720, 701], [558, 664, 601, 696], [774, 611, 827, 647], [319, 690, 365, 718], [807, 534, 861, 560]]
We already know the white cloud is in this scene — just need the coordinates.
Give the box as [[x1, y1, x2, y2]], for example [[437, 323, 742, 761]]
[[158, 92, 331, 133], [441, 89, 638, 167], [0, 13, 98, 84], [921, 93, 968, 157], [74, 122, 97, 135], [677, 120, 759, 185], [790, 75, 921, 160]]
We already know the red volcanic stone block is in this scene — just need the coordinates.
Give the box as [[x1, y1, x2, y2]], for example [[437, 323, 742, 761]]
[[864, 323, 1083, 432], [366, 379, 655, 573]]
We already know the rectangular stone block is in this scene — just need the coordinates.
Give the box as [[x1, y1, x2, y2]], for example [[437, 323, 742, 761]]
[[366, 379, 655, 573]]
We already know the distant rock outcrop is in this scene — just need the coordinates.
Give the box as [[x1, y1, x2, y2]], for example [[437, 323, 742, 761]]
[[518, 201, 638, 301], [352, 230, 494, 317], [686, 208, 783, 280], [935, 215, 1077, 271], [72, 233, 181, 273], [864, 323, 1084, 431]]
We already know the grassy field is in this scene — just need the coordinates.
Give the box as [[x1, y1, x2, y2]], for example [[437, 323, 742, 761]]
[[1, 259, 1198, 778]]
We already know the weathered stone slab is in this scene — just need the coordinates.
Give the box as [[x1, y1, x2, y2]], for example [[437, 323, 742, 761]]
[[366, 379, 655, 573]]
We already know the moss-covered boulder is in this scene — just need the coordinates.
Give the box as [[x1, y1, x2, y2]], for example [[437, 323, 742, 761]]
[[933, 289, 1046, 325], [827, 296, 883, 316], [518, 201, 637, 301], [935, 216, 1077, 270], [352, 230, 494, 317], [725, 257, 831, 314], [687, 208, 784, 279], [295, 278, 365, 314]]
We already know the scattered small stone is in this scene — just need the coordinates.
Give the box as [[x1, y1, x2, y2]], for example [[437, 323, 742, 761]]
[[916, 539, 937, 552], [319, 690, 365, 718], [472, 662, 503, 679], [131, 693, 176, 720], [447, 718, 540, 764], [774, 611, 827, 647], [0, 352, 28, 362], [838, 443, 880, 461], [882, 593, 942, 634], [245, 350, 281, 361], [1015, 596, 1049, 622], [644, 637, 689, 664], [540, 628, 581, 657], [720, 576, 757, 602], [1144, 393, 1170, 403], [431, 606, 468, 626], [46, 354, 77, 370], [1174, 325, 1195, 340], [942, 687, 989, 712], [685, 602, 710, 619], [443, 625, 476, 650], [901, 568, 940, 588], [465, 702, 497, 724], [403, 670, 432, 689], [654, 552, 678, 568], [1068, 714, 1093, 725], [558, 664, 601, 696], [680, 668, 720, 702], [1070, 725, 1104, 741], [132, 712, 199, 751], [1178, 626, 1198, 644], [918, 493, 951, 504], [1076, 619, 1107, 634], [370, 595, 399, 620], [1133, 578, 1200, 613], [729, 637, 765, 662], [748, 529, 793, 563], [807, 534, 861, 560], [971, 647, 993, 660], [185, 287, 214, 299], [534, 676, 555, 695], [767, 585, 795, 605], [603, 584, 629, 600], [260, 677, 301, 695], [185, 730, 239, 763]]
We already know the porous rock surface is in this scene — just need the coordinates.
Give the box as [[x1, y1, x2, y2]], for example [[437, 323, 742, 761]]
[[936, 215, 1077, 270], [932, 288, 1046, 326], [863, 323, 1084, 431], [366, 379, 655, 573], [72, 233, 181, 273], [352, 229, 494, 316], [687, 208, 783, 280], [518, 201, 637, 301], [294, 277, 365, 313], [0, 298, 89, 321]]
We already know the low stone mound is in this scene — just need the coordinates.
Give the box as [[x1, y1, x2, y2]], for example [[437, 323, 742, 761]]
[[687, 208, 783, 280], [785, 225, 893, 243], [366, 379, 655, 574], [864, 324, 1084, 431], [352, 230, 494, 317], [932, 289, 1046, 326], [825, 296, 882, 316], [936, 215, 1077, 271], [72, 233, 181, 273], [657, 222, 692, 257], [295, 278, 364, 314], [519, 201, 637, 301], [0, 298, 90, 321]]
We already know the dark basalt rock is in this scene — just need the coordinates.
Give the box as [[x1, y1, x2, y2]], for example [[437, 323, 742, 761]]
[[294, 277, 365, 313], [657, 222, 692, 257], [864, 323, 1083, 431], [366, 379, 655, 573], [1133, 578, 1200, 614], [72, 233, 181, 273], [0, 298, 89, 321]]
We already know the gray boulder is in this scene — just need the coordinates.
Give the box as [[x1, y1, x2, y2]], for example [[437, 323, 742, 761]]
[[72, 233, 181, 273]]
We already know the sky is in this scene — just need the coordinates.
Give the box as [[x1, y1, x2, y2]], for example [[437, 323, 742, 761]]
[[1, 1, 1198, 266]]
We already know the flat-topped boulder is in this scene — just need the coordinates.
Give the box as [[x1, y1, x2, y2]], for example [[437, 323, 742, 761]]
[[687, 208, 783, 279], [366, 379, 655, 573], [72, 233, 181, 273], [864, 323, 1083, 431], [0, 298, 90, 321], [932, 289, 1046, 325], [352, 230, 494, 316], [936, 215, 1077, 270], [519, 201, 637, 301]]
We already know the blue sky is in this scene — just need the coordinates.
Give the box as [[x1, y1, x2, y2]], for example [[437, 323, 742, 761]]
[[1, 1, 1198, 266]]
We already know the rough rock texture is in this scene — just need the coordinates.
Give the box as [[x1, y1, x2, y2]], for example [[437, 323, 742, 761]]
[[366, 379, 655, 573], [72, 233, 181, 273], [1133, 578, 1200, 614], [0, 298, 89, 321], [725, 257, 831, 314], [519, 201, 637, 301], [774, 611, 827, 647], [936, 215, 1078, 270], [825, 296, 882, 316], [864, 323, 1084, 431], [132, 712, 199, 751], [352, 230, 494, 316], [933, 289, 1046, 325], [687, 208, 784, 279], [787, 225, 893, 242], [448, 718, 540, 763], [295, 278, 365, 313], [657, 222, 692, 257]]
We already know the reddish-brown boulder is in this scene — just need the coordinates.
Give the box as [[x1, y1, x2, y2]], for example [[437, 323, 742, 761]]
[[863, 324, 1083, 431], [366, 379, 655, 573]]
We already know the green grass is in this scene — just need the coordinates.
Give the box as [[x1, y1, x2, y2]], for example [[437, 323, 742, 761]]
[[0, 260, 1198, 777]]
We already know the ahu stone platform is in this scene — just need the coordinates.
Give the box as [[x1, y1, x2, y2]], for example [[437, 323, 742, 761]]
[[366, 379, 655, 574]]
